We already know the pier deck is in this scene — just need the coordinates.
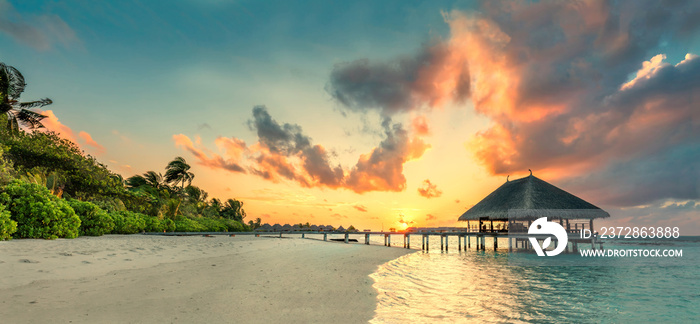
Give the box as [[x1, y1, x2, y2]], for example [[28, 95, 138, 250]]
[[143, 230, 603, 253]]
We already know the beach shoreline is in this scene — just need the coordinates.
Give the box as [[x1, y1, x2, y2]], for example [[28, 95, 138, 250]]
[[0, 235, 414, 323]]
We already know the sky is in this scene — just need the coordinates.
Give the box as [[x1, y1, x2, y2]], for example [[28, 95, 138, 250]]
[[1, 0, 699, 233]]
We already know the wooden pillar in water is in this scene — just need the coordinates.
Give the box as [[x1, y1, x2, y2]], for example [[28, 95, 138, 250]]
[[279, 232, 283, 238], [481, 236, 486, 250], [458, 235, 462, 251], [468, 235, 471, 249], [494, 235, 498, 250], [508, 237, 512, 252], [302, 233, 305, 238], [344, 233, 349, 244], [365, 233, 370, 245], [407, 234, 410, 249], [323, 233, 327, 241], [445, 235, 449, 252], [387, 234, 391, 247], [422, 235, 425, 250], [440, 235, 444, 251]]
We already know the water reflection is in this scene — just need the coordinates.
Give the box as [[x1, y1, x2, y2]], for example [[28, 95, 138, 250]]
[[370, 245, 699, 323]]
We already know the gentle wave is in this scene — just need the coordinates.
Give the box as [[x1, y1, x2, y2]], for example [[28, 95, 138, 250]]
[[370, 239, 700, 323]]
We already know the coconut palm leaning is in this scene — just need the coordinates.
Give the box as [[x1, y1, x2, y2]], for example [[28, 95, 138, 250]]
[[165, 157, 195, 217], [164, 156, 194, 190], [0, 62, 52, 133]]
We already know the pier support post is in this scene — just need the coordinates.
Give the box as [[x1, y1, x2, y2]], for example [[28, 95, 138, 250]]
[[323, 233, 327, 241], [344, 233, 349, 244], [387, 234, 391, 247], [302, 233, 305, 238], [403, 234, 407, 248], [279, 232, 282, 238], [407, 234, 410, 249], [440, 235, 444, 251], [494, 236, 498, 250], [422, 235, 425, 250], [509, 237, 512, 252], [458, 236, 462, 251], [365, 233, 370, 245], [481, 236, 486, 250], [468, 236, 471, 249]]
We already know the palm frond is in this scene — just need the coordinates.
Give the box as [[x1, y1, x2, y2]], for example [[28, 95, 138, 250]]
[[16, 109, 47, 129], [19, 98, 52, 108], [2, 64, 26, 99]]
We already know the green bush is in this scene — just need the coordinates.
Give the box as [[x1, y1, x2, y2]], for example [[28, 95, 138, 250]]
[[0, 203, 17, 240], [0, 180, 80, 239], [173, 216, 207, 232], [144, 216, 175, 232], [67, 199, 114, 236], [221, 219, 246, 232], [196, 217, 228, 232], [109, 211, 147, 234]]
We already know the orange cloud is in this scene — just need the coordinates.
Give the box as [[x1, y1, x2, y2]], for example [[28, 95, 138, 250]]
[[353, 204, 368, 212], [417, 179, 443, 199], [411, 115, 430, 135], [174, 107, 429, 194], [38, 110, 105, 155], [173, 134, 246, 173], [78, 131, 105, 155]]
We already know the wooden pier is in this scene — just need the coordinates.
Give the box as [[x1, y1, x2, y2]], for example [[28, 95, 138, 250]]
[[144, 230, 603, 253]]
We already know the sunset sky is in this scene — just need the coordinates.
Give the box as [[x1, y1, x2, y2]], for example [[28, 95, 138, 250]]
[[1, 0, 699, 233]]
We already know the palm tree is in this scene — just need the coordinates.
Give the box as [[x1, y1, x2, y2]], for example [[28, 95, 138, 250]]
[[164, 157, 194, 190], [0, 62, 52, 133], [125, 171, 166, 190], [221, 198, 246, 222]]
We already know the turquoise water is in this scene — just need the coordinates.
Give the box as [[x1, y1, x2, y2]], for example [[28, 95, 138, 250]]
[[368, 236, 700, 323]]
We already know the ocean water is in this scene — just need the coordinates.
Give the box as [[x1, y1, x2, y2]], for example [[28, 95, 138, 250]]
[[367, 236, 700, 323]]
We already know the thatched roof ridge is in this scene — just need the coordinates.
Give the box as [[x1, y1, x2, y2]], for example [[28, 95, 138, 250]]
[[458, 175, 609, 220]]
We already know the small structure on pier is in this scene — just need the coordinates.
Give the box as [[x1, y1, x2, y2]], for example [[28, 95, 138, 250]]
[[458, 173, 610, 234]]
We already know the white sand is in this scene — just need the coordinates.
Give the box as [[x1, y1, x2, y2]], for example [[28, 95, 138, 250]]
[[0, 234, 414, 323]]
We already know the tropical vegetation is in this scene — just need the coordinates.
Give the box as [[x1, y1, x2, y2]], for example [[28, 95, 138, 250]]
[[0, 62, 256, 240]]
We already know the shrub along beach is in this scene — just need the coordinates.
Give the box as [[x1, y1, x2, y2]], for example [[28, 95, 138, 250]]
[[0, 62, 256, 240]]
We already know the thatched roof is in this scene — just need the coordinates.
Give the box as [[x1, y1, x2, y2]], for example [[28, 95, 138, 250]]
[[458, 174, 609, 221]]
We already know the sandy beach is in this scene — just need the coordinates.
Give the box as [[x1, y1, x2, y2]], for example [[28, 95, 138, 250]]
[[0, 235, 414, 323]]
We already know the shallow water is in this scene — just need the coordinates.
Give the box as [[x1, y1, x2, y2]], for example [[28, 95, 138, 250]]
[[368, 236, 700, 323]]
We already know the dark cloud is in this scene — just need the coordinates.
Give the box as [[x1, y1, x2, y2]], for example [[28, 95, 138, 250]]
[[176, 107, 429, 193], [327, 41, 470, 116], [438, 1, 700, 207], [417, 179, 443, 199], [0, 1, 79, 50]]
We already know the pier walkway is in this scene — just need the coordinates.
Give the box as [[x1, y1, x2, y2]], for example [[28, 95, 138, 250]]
[[144, 230, 603, 253]]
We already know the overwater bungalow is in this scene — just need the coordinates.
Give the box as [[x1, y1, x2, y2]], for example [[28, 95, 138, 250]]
[[459, 172, 610, 234], [256, 223, 272, 232]]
